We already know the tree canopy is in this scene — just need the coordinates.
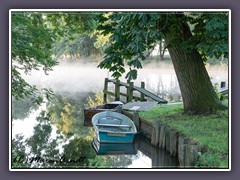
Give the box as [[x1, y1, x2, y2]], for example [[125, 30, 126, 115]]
[[97, 12, 228, 80], [12, 12, 57, 100], [11, 12, 101, 101], [97, 11, 229, 113]]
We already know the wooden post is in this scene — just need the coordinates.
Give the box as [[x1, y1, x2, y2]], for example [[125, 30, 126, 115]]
[[169, 130, 178, 157], [178, 137, 189, 167], [220, 81, 226, 88], [151, 120, 161, 146], [133, 111, 140, 131], [127, 81, 134, 102], [165, 128, 170, 153], [103, 78, 108, 103], [115, 79, 120, 101], [159, 126, 166, 149], [185, 145, 200, 167], [126, 79, 130, 102], [140, 81, 145, 101], [116, 105, 122, 113]]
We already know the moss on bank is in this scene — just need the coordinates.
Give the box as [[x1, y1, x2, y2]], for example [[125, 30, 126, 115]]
[[139, 100, 229, 168]]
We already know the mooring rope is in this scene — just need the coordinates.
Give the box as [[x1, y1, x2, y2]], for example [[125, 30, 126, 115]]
[[134, 120, 162, 135], [134, 126, 153, 134]]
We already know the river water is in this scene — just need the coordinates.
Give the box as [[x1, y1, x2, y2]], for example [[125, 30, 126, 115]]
[[12, 91, 180, 169], [11, 61, 228, 169]]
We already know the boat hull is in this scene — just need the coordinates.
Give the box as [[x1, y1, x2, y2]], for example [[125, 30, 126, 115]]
[[95, 131, 135, 144]]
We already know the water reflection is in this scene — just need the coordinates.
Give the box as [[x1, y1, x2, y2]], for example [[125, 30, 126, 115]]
[[92, 137, 138, 155], [12, 97, 38, 120], [12, 93, 178, 169], [12, 62, 228, 169]]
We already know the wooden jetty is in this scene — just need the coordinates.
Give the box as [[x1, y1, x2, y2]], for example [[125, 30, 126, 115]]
[[103, 78, 168, 104]]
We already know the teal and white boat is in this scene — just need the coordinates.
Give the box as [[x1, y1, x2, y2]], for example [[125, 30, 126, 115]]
[[92, 111, 137, 143]]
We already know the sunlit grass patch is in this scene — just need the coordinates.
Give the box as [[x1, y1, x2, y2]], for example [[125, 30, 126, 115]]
[[139, 100, 229, 168]]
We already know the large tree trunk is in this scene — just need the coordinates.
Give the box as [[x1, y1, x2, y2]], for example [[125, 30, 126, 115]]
[[163, 15, 225, 113]]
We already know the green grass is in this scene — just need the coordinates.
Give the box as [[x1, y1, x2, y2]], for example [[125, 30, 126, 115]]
[[139, 101, 229, 168]]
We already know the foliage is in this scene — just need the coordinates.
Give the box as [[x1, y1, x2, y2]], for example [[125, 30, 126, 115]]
[[97, 12, 228, 80], [206, 56, 228, 65], [45, 12, 98, 36], [189, 12, 229, 60], [84, 91, 105, 108], [52, 34, 100, 59], [139, 101, 229, 168], [94, 30, 111, 54], [47, 12, 108, 60], [97, 12, 162, 80], [12, 12, 58, 99]]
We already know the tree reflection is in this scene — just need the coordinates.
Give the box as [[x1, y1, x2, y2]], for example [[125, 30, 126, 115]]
[[12, 92, 134, 169], [27, 111, 53, 155], [47, 94, 88, 137], [12, 97, 38, 120], [12, 134, 31, 168], [59, 137, 95, 168]]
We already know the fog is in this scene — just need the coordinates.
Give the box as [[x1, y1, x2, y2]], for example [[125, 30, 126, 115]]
[[21, 61, 108, 93], [20, 60, 228, 97]]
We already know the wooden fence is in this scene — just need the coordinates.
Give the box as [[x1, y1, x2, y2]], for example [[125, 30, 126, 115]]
[[103, 78, 167, 104]]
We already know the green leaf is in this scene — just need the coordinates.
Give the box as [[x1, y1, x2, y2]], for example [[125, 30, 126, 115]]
[[125, 69, 138, 80], [127, 59, 142, 69]]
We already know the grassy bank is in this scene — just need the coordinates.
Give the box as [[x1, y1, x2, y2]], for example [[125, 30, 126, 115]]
[[139, 100, 229, 168]]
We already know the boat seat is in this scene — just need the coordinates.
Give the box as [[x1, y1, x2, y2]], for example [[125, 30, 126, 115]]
[[98, 117, 122, 125], [96, 124, 131, 128]]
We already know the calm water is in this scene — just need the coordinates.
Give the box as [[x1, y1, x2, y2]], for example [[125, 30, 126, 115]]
[[12, 93, 178, 169], [11, 61, 228, 169]]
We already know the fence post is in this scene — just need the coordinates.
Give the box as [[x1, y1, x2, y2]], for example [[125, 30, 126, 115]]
[[129, 81, 134, 102], [134, 111, 140, 131], [140, 81, 145, 101], [127, 80, 134, 102], [126, 80, 130, 102], [103, 78, 108, 103], [115, 79, 120, 101]]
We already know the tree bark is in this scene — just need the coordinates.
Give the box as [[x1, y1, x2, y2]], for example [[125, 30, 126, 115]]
[[163, 15, 225, 113], [159, 40, 166, 61]]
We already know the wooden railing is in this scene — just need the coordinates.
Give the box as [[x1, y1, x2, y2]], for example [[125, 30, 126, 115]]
[[103, 78, 168, 104]]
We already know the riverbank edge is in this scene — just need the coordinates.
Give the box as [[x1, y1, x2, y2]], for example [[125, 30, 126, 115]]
[[121, 103, 229, 169]]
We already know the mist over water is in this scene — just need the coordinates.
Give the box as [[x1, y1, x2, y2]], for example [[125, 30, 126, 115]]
[[20, 60, 228, 97], [21, 61, 109, 93]]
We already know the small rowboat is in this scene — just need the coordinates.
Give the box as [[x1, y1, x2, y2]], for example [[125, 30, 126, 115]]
[[92, 111, 137, 143]]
